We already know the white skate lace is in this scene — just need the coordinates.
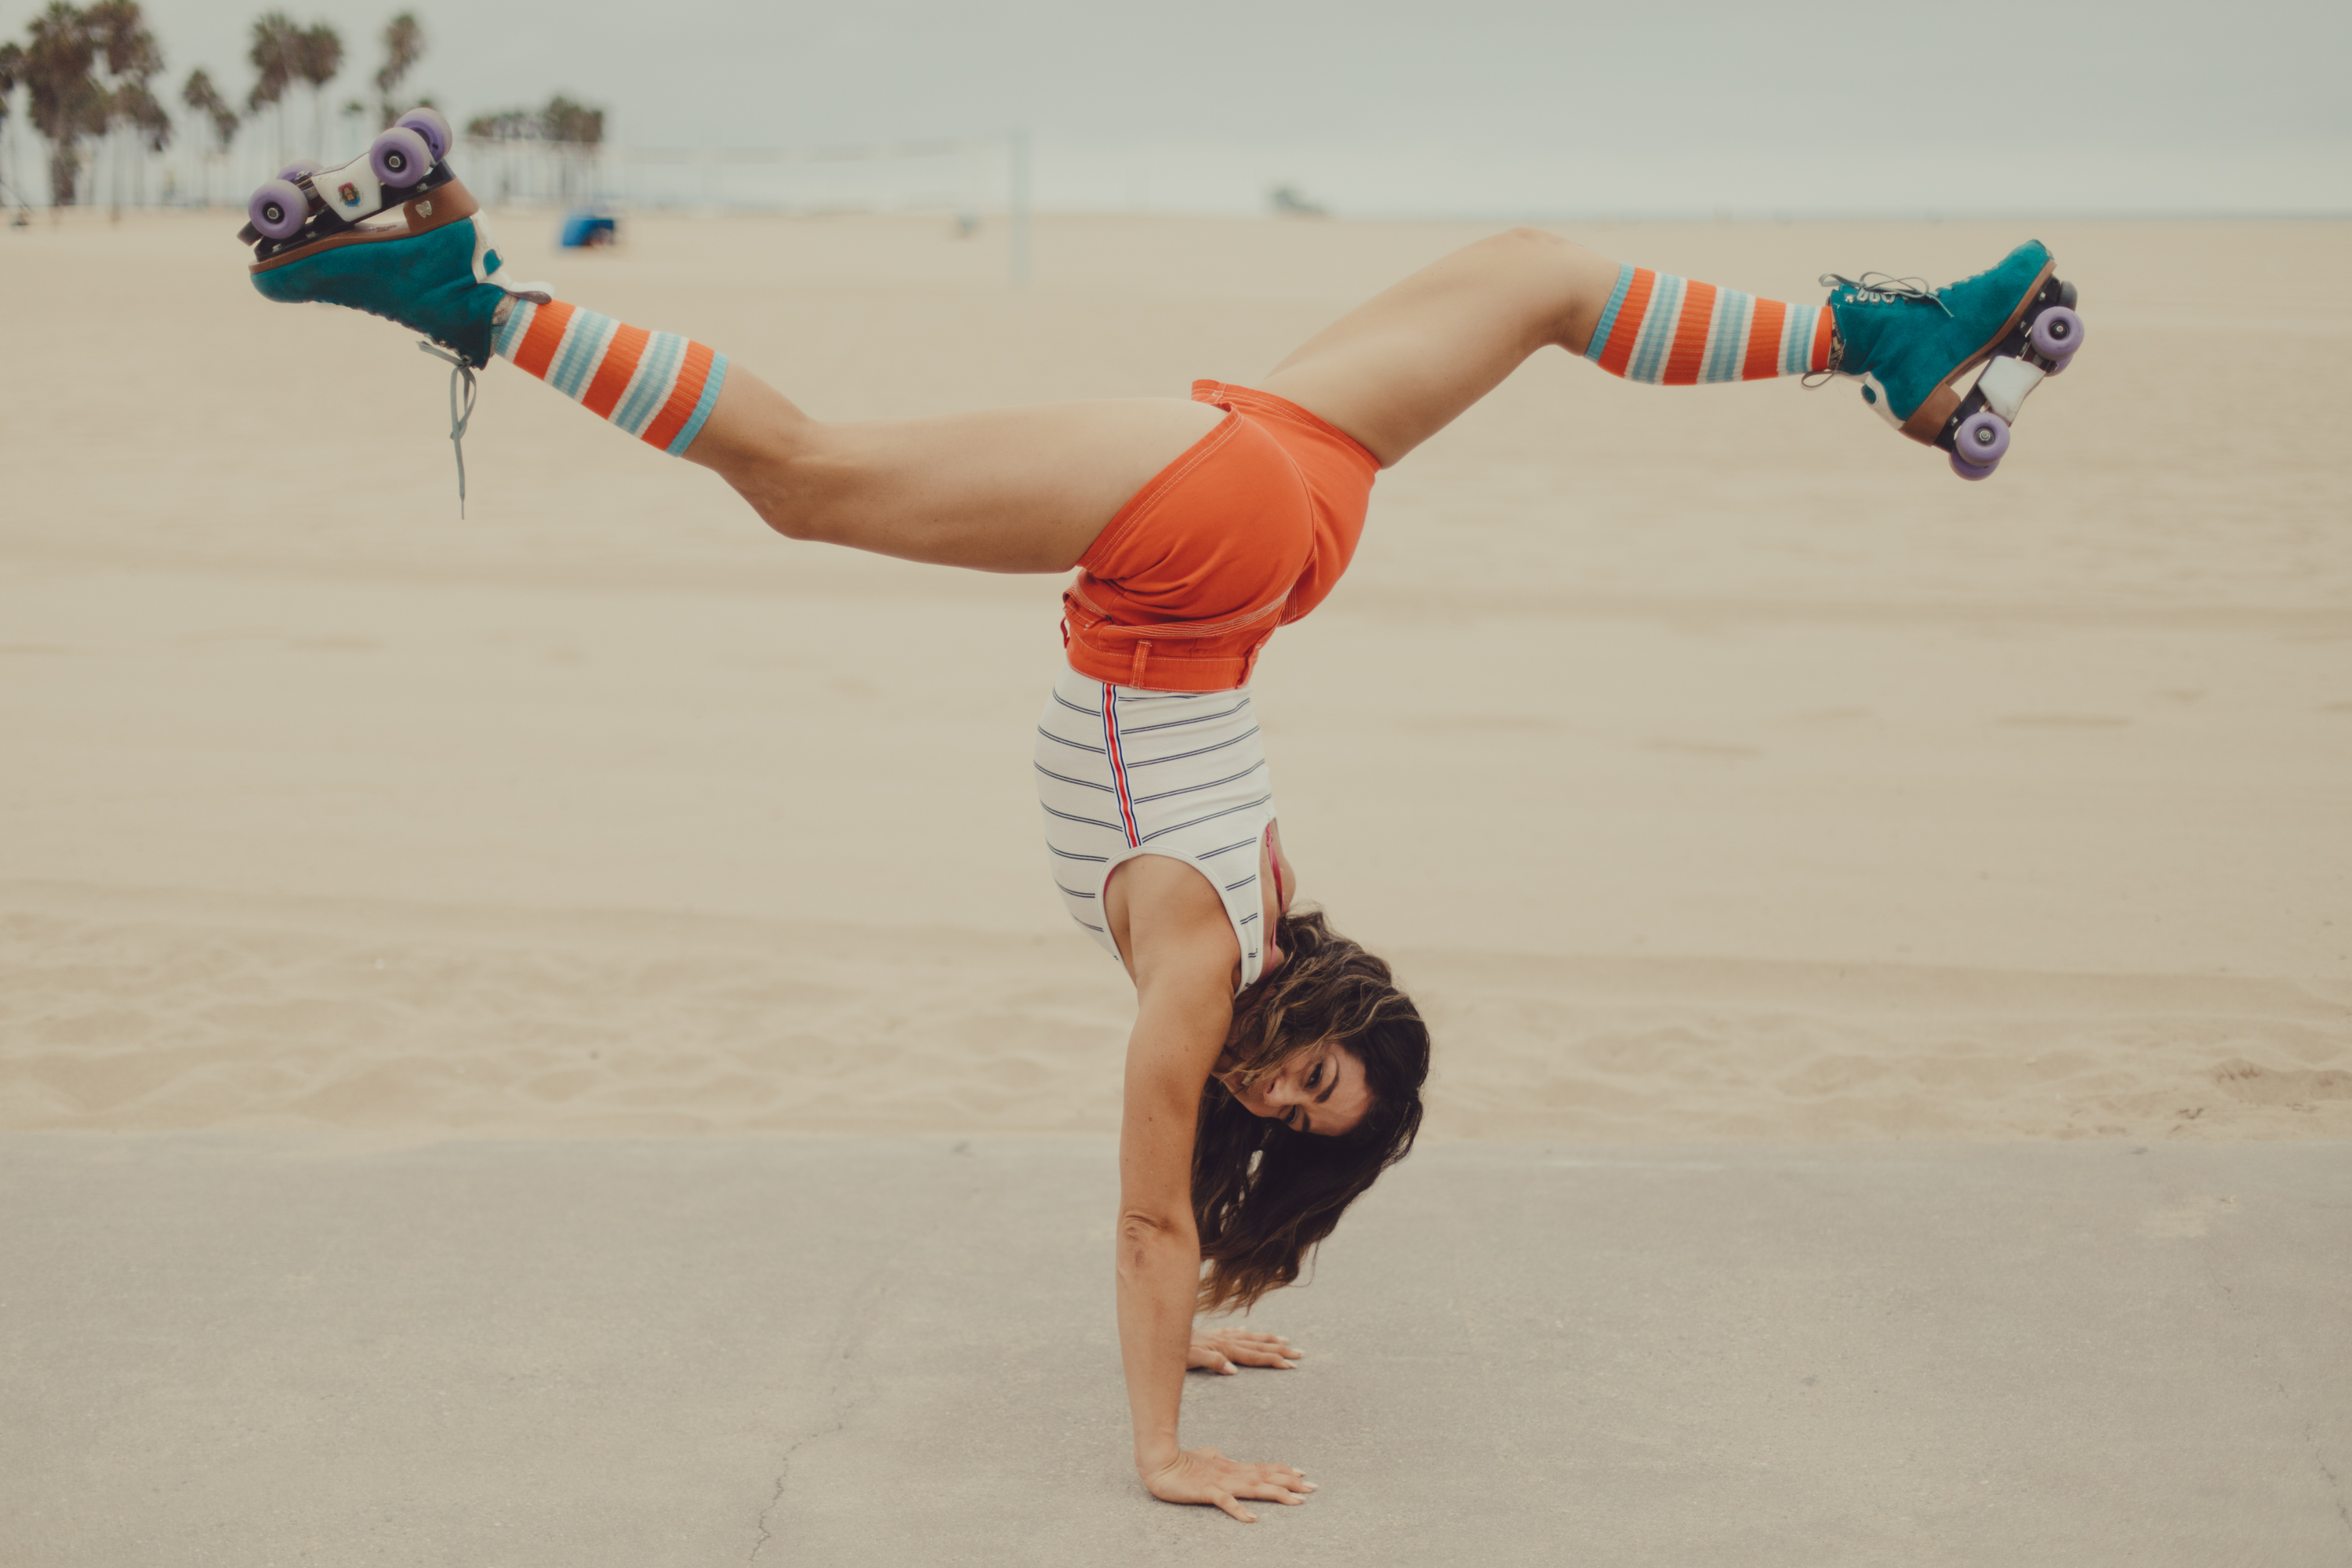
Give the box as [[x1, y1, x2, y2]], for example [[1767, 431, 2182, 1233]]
[[415, 341, 478, 517], [1812, 272, 1954, 383], [1818, 271, 1953, 316]]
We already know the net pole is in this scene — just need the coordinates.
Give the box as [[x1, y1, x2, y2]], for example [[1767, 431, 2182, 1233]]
[[1008, 125, 1031, 289]]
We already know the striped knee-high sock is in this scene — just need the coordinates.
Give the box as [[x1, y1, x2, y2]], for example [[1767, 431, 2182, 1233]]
[[1584, 264, 1832, 384], [492, 298, 729, 456]]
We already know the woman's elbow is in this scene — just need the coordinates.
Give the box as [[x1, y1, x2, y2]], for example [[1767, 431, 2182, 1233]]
[[1116, 1208, 1195, 1272]]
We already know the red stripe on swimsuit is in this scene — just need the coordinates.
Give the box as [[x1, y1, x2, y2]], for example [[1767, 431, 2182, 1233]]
[[1101, 684, 1142, 845]]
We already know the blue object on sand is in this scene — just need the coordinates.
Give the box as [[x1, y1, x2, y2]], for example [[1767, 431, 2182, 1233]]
[[559, 212, 619, 249]]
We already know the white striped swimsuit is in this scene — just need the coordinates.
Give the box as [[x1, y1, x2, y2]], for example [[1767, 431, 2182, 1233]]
[[1033, 667, 1275, 991]]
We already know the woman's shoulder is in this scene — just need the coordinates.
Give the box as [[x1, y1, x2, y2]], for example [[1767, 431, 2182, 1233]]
[[1106, 854, 1243, 983]]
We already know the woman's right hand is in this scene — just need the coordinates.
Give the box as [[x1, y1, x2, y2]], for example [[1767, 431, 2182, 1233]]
[[1188, 1325, 1301, 1374], [1140, 1446, 1316, 1522]]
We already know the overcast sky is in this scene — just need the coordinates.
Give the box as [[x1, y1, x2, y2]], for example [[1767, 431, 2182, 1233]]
[[9, 0, 2347, 214]]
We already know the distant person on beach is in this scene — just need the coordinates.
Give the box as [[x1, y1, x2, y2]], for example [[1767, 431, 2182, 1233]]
[[245, 133, 2080, 1519]]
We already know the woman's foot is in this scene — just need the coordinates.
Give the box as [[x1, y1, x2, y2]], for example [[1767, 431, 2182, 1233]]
[[247, 191, 546, 369], [241, 108, 548, 370], [1825, 241, 2084, 477]]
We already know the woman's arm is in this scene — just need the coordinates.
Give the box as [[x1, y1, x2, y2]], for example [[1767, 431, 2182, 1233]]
[[1115, 958, 1223, 1470], [1113, 858, 1315, 1522]]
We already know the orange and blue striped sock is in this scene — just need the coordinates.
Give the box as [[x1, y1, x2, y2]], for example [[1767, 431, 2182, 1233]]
[[492, 297, 729, 455], [1583, 264, 1833, 384]]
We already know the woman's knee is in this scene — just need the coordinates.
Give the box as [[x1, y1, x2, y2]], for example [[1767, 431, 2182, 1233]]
[[740, 419, 866, 544], [1483, 227, 1619, 349], [1490, 225, 1607, 278]]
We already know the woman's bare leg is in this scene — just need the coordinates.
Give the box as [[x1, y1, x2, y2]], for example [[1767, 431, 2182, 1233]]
[[678, 227, 1618, 568], [684, 377, 1221, 575], [1258, 227, 1624, 467]]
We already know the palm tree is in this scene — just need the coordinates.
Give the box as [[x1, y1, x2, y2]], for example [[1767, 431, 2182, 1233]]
[[372, 11, 423, 129], [245, 11, 298, 165], [540, 95, 603, 147], [0, 42, 25, 215], [541, 94, 604, 205], [294, 20, 339, 159], [22, 2, 107, 206], [85, 1, 165, 212], [106, 78, 169, 201], [87, 2, 160, 82], [180, 67, 238, 205], [465, 109, 531, 141]]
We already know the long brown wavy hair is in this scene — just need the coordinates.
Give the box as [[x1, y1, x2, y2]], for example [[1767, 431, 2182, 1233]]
[[1192, 908, 1429, 1314]]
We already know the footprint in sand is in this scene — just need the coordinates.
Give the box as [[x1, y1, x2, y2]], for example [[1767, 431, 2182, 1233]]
[[2211, 1058, 2352, 1107]]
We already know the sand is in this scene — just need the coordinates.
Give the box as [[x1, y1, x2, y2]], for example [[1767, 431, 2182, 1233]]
[[2, 208, 2347, 1141]]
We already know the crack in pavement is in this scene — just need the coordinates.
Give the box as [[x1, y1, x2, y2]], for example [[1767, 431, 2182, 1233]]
[[2132, 1154, 2351, 1543], [750, 1417, 845, 1563], [748, 1154, 989, 1561], [2293, 1401, 2352, 1542]]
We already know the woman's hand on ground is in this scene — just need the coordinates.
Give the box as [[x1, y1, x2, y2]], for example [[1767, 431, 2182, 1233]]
[[1187, 1327, 1301, 1374], [1141, 1446, 1316, 1522]]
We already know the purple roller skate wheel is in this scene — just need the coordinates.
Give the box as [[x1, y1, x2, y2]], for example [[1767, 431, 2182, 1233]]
[[2030, 306, 2084, 360], [369, 126, 433, 187], [247, 178, 310, 241], [1950, 448, 1998, 481], [395, 107, 453, 162], [277, 159, 322, 183], [1954, 409, 2011, 466]]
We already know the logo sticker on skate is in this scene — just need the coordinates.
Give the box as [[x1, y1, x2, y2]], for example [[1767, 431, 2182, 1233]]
[[338, 182, 360, 207], [1857, 372, 1904, 429]]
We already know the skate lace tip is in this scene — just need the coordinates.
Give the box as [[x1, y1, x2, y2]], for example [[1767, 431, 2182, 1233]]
[[416, 340, 477, 518]]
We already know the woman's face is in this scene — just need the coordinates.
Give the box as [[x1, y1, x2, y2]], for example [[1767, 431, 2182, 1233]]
[[1219, 1042, 1372, 1138]]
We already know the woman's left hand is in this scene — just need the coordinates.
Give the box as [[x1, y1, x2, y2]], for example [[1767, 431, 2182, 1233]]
[[1188, 1327, 1301, 1375]]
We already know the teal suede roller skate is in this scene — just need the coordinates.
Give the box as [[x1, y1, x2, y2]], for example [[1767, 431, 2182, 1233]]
[[241, 107, 547, 368], [239, 107, 549, 509], [1825, 241, 2085, 481]]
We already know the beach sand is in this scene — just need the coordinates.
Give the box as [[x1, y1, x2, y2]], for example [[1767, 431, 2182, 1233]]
[[3, 208, 2347, 1142]]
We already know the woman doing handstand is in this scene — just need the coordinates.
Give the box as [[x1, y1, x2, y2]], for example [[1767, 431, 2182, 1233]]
[[247, 146, 2077, 1519]]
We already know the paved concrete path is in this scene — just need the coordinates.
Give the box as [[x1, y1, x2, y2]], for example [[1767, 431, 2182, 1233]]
[[4, 1136, 2346, 1566]]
